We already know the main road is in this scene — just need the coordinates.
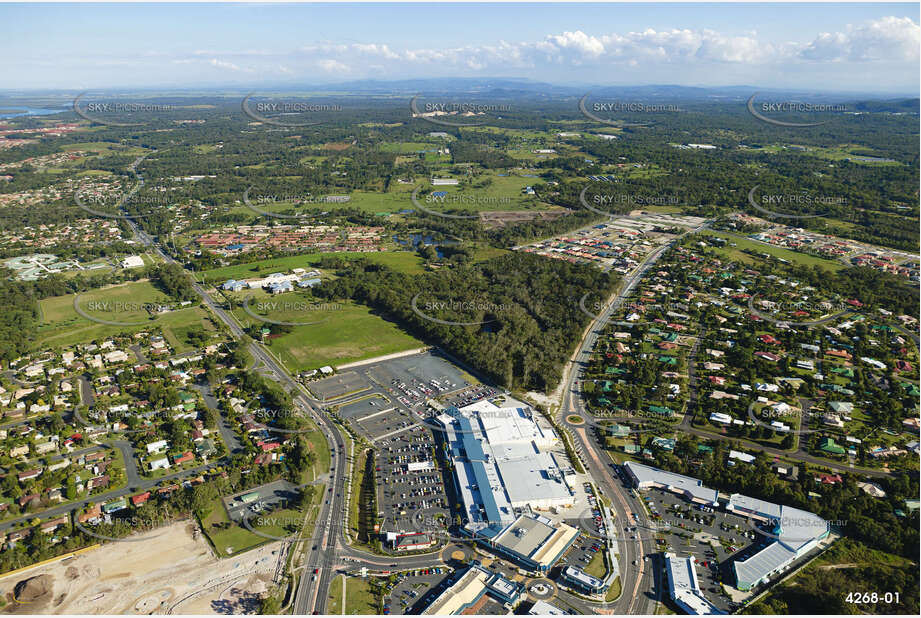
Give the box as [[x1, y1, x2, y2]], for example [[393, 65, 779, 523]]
[[557, 224, 708, 615], [129, 221, 443, 614]]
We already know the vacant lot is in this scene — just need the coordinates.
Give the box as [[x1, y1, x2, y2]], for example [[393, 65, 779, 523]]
[[36, 280, 217, 350], [202, 251, 425, 281], [0, 521, 280, 615], [325, 575, 381, 615], [702, 230, 845, 272], [233, 296, 422, 371]]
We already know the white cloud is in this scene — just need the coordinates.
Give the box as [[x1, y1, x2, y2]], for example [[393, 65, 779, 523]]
[[103, 17, 921, 87], [799, 16, 921, 62], [207, 58, 248, 72], [317, 59, 350, 73], [544, 31, 606, 59]]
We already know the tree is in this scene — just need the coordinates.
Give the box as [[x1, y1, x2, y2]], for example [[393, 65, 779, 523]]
[[258, 594, 281, 615]]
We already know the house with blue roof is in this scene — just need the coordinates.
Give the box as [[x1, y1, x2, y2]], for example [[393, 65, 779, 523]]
[[268, 280, 293, 294], [222, 279, 248, 292]]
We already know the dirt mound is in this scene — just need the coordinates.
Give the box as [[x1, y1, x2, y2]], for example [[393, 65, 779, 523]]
[[64, 566, 79, 580], [13, 574, 53, 604]]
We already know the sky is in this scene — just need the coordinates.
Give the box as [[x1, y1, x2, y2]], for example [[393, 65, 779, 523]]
[[1, 2, 919, 94]]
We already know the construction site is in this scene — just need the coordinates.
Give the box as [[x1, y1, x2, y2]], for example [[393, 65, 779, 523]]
[[0, 522, 283, 615]]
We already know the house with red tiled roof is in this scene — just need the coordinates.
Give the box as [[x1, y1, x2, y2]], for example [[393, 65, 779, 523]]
[[158, 483, 180, 496], [40, 516, 68, 534], [131, 491, 151, 506], [78, 503, 102, 523], [17, 468, 42, 483], [172, 451, 194, 465], [89, 475, 109, 489], [18, 493, 39, 508]]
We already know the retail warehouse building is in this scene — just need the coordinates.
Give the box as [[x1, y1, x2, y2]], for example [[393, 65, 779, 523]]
[[624, 461, 829, 592], [435, 401, 579, 572], [421, 562, 525, 615]]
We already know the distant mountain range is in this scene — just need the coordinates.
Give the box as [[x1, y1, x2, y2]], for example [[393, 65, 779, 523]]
[[292, 78, 917, 104], [1, 78, 916, 110]]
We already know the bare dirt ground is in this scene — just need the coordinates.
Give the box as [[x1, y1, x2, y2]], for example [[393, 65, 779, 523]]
[[479, 210, 565, 229], [0, 521, 282, 615]]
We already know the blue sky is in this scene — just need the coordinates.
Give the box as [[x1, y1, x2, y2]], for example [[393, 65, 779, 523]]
[[2, 2, 918, 93]]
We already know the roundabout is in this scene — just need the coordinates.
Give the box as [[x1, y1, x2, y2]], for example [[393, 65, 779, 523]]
[[527, 578, 558, 601]]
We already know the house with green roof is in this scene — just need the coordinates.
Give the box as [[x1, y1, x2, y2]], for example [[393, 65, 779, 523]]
[[102, 497, 128, 514], [651, 436, 676, 451], [648, 405, 675, 418], [196, 438, 217, 458], [606, 424, 632, 438], [819, 437, 846, 455], [829, 401, 854, 414], [657, 355, 677, 365]]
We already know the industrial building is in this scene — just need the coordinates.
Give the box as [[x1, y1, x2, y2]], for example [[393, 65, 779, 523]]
[[664, 553, 723, 615]]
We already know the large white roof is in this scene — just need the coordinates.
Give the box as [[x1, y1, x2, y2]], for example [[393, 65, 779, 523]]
[[626, 461, 719, 504]]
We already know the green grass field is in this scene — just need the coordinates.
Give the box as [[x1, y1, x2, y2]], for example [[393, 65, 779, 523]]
[[232, 293, 422, 371], [327, 575, 345, 614], [36, 280, 217, 350], [606, 575, 622, 603], [202, 501, 310, 558], [200, 251, 426, 284], [584, 548, 608, 578], [340, 577, 381, 614], [702, 230, 846, 272], [378, 141, 440, 153], [326, 574, 380, 614], [750, 143, 903, 166], [61, 142, 147, 155], [423, 171, 543, 212], [300, 423, 332, 483]]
